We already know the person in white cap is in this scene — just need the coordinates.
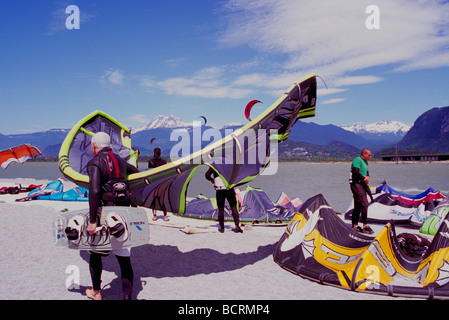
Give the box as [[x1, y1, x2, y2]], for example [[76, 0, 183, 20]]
[[85, 132, 139, 300]]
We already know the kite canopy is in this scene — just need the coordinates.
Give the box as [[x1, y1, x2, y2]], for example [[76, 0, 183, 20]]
[[15, 178, 89, 202], [0, 144, 41, 169], [199, 116, 207, 126], [16, 179, 64, 202], [345, 183, 445, 227], [244, 100, 262, 121], [420, 199, 449, 235], [128, 74, 317, 213], [238, 186, 298, 223], [59, 74, 317, 214], [36, 185, 89, 201], [0, 184, 42, 195], [375, 182, 445, 206], [274, 193, 449, 299], [182, 186, 302, 224], [183, 195, 221, 221], [58, 111, 138, 189]]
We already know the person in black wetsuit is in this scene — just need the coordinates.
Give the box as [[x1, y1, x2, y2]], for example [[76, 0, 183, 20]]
[[85, 132, 139, 300], [148, 147, 169, 221], [148, 147, 166, 168], [205, 166, 242, 233]]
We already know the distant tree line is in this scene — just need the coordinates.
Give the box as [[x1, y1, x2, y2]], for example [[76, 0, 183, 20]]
[[374, 147, 440, 157], [31, 148, 439, 164]]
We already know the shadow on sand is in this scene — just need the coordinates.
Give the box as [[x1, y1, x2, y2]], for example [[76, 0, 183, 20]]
[[72, 242, 277, 300]]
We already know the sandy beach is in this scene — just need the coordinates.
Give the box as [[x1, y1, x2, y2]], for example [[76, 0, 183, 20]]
[[0, 178, 416, 302]]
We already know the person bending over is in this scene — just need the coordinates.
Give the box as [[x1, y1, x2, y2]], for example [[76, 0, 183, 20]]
[[205, 166, 242, 233]]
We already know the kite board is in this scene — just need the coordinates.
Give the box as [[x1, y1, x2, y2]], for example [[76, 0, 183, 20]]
[[52, 206, 149, 251]]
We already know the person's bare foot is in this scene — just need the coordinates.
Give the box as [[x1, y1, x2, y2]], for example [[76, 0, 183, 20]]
[[86, 287, 102, 300]]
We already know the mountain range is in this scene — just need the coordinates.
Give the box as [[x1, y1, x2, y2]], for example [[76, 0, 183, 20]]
[[1, 106, 447, 160], [341, 120, 411, 142]]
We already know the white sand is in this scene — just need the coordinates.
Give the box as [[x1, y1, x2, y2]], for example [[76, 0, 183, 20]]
[[0, 178, 408, 301]]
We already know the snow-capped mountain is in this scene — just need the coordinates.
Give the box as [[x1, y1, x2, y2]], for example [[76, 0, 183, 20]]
[[340, 120, 411, 144], [131, 114, 189, 133], [341, 120, 411, 136], [1, 110, 442, 157], [132, 114, 244, 133]]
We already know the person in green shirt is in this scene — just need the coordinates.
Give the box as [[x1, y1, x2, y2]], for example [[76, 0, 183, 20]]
[[349, 148, 374, 234]]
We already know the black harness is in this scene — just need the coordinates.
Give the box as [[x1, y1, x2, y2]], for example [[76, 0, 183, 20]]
[[99, 150, 130, 204]]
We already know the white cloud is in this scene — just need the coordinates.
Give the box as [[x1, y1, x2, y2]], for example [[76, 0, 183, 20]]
[[165, 57, 188, 67], [219, 0, 449, 81], [156, 66, 255, 99], [46, 3, 95, 35], [118, 0, 449, 103], [335, 76, 383, 86], [233, 71, 313, 90], [321, 98, 346, 105], [233, 73, 271, 87], [129, 114, 152, 125], [318, 88, 347, 96], [394, 51, 449, 72], [138, 76, 156, 91], [101, 69, 124, 86]]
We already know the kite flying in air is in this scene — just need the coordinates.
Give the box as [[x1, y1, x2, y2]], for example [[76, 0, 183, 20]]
[[199, 116, 207, 126], [244, 100, 262, 121]]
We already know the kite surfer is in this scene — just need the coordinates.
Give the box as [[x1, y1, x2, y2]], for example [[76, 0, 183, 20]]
[[349, 148, 374, 234], [85, 132, 139, 300], [205, 166, 243, 233], [148, 147, 169, 221]]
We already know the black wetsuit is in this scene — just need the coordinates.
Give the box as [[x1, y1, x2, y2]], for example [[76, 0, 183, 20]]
[[205, 167, 240, 231], [349, 166, 372, 226], [86, 147, 139, 298], [148, 155, 167, 168]]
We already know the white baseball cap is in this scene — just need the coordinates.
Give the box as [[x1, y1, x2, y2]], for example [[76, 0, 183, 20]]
[[91, 132, 110, 148]]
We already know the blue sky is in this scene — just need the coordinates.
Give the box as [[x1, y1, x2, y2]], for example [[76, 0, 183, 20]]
[[1, 0, 449, 134]]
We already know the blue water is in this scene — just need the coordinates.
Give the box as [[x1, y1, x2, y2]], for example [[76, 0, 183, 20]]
[[1, 161, 448, 212]]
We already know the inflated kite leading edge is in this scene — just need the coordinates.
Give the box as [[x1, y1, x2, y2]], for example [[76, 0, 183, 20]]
[[59, 74, 318, 213]]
